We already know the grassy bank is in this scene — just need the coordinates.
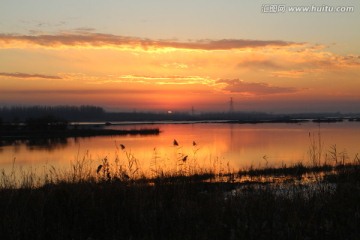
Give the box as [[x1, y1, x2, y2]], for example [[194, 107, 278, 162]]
[[0, 158, 360, 239], [0, 115, 160, 145], [0, 128, 160, 139], [0, 128, 160, 150]]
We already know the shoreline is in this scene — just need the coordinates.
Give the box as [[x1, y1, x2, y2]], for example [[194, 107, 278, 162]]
[[69, 117, 359, 127], [0, 128, 160, 141]]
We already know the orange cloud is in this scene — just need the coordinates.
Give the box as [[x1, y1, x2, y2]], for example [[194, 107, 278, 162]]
[[0, 72, 62, 79], [0, 32, 302, 50], [238, 59, 281, 69], [1, 31, 359, 112], [270, 70, 307, 78], [217, 79, 299, 95], [0, 89, 168, 95]]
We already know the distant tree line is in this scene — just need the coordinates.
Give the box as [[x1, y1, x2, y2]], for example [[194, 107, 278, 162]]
[[0, 105, 358, 123], [0, 106, 105, 122]]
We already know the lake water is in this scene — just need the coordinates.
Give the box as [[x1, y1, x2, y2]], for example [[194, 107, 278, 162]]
[[1, 121, 360, 175]]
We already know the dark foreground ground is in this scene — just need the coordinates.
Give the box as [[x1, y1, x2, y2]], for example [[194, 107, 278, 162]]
[[0, 165, 359, 240]]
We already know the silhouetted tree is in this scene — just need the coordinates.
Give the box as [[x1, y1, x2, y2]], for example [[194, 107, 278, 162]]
[[0, 105, 105, 122]]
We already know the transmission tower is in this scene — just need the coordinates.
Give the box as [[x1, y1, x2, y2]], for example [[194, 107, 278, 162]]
[[229, 97, 234, 113]]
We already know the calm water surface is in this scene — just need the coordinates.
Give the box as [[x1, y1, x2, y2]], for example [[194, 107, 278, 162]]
[[1, 122, 360, 173]]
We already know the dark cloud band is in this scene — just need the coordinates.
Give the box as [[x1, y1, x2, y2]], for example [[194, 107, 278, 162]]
[[217, 79, 298, 95], [0, 33, 301, 50], [0, 72, 62, 80]]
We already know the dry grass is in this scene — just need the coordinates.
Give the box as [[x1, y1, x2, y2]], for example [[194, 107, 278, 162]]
[[1, 141, 360, 239]]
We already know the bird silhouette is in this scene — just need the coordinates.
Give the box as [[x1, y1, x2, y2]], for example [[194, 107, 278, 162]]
[[182, 155, 188, 162], [192, 141, 197, 146], [120, 144, 125, 150], [173, 139, 179, 146]]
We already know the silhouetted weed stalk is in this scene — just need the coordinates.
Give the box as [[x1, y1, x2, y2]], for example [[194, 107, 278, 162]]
[[172, 139, 201, 176], [1, 136, 360, 189], [307, 125, 358, 168], [0, 139, 232, 188], [308, 124, 324, 167], [1, 140, 360, 240]]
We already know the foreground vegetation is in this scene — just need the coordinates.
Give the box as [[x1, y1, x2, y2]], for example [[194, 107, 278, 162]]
[[1, 150, 360, 240]]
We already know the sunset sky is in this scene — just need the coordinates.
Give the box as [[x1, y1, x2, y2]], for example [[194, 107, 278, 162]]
[[0, 0, 359, 113]]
